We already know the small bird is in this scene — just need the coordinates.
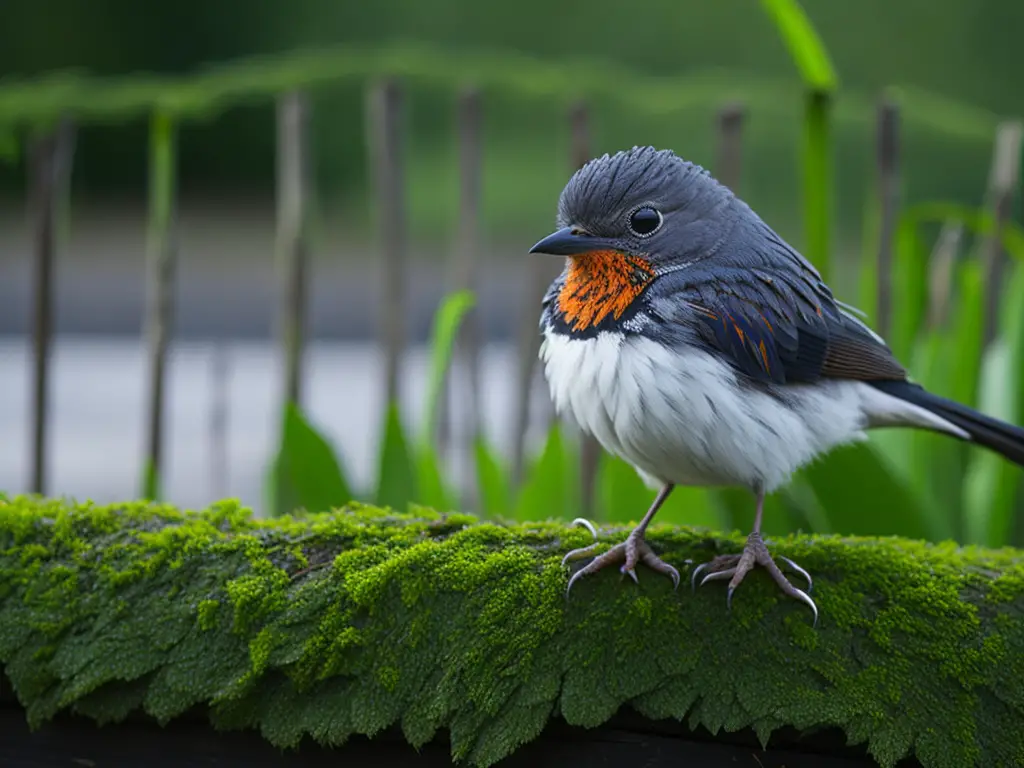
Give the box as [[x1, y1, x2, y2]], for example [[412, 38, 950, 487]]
[[530, 146, 1024, 624]]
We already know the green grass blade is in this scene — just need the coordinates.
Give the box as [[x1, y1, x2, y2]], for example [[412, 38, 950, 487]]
[[375, 402, 418, 512], [901, 332, 962, 538], [140, 109, 176, 502], [141, 462, 161, 504], [404, 289, 477, 514], [414, 448, 453, 513], [420, 289, 476, 446], [902, 202, 1024, 258], [473, 435, 511, 519], [513, 423, 578, 522], [887, 212, 930, 362], [962, 261, 1024, 546], [948, 259, 985, 407], [758, 0, 838, 91], [857, 183, 881, 321], [595, 453, 657, 525], [797, 442, 933, 540], [802, 90, 833, 283], [267, 402, 353, 517], [710, 485, 804, 537], [656, 486, 723, 530], [595, 452, 725, 531], [0, 127, 18, 162]]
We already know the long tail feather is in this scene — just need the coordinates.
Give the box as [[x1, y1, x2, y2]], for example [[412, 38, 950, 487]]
[[870, 380, 1024, 467]]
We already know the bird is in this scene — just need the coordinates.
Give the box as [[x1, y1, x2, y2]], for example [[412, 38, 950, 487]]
[[529, 145, 1024, 625]]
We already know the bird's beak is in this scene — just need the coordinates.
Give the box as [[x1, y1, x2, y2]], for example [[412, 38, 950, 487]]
[[528, 226, 619, 256]]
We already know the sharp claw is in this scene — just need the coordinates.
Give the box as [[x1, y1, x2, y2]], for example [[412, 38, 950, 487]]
[[727, 586, 734, 612], [792, 588, 819, 627], [779, 556, 813, 593], [562, 519, 678, 594], [569, 517, 599, 541], [639, 550, 680, 589], [690, 562, 708, 592], [565, 569, 586, 599], [561, 542, 600, 568], [668, 565, 681, 590], [699, 567, 737, 587]]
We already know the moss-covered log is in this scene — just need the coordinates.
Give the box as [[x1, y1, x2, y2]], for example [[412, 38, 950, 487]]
[[0, 495, 1022, 767]]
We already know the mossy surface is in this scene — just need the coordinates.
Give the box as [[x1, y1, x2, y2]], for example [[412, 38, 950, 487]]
[[1, 494, 1023, 767]]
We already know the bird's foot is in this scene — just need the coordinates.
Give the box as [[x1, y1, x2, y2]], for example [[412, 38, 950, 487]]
[[691, 531, 817, 626], [562, 518, 681, 597]]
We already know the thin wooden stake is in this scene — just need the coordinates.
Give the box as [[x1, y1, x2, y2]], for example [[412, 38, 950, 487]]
[[141, 111, 178, 501], [981, 120, 1023, 347], [276, 91, 312, 407], [715, 102, 746, 192], [366, 79, 407, 406], [926, 220, 964, 332], [208, 341, 231, 501], [448, 86, 484, 505], [27, 118, 75, 496], [511, 105, 586, 488], [567, 102, 600, 519], [875, 99, 901, 340]]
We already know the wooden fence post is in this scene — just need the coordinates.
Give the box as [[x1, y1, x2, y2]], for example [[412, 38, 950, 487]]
[[366, 78, 408, 408], [567, 101, 600, 519], [926, 220, 964, 333], [449, 86, 484, 505], [208, 341, 231, 501], [874, 99, 901, 341], [981, 120, 1023, 348], [715, 103, 745, 193], [275, 90, 312, 409], [26, 118, 76, 496], [141, 110, 178, 501]]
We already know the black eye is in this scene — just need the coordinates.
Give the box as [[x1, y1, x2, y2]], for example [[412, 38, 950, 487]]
[[628, 206, 662, 237]]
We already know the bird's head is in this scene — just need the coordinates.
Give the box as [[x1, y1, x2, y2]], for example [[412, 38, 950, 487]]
[[529, 145, 734, 273]]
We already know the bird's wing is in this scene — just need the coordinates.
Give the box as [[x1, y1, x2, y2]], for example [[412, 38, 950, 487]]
[[647, 264, 906, 386]]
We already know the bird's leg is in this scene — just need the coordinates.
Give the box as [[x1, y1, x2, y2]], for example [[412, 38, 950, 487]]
[[691, 491, 818, 625], [562, 484, 680, 596]]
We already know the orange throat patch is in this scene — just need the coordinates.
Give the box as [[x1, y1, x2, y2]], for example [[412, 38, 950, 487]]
[[556, 250, 655, 332]]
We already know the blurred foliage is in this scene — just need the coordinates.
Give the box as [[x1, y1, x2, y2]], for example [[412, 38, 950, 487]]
[[0, 0, 1020, 244], [0, 43, 1009, 247]]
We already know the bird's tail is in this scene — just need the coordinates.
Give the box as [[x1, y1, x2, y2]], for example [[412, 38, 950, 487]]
[[870, 380, 1024, 467]]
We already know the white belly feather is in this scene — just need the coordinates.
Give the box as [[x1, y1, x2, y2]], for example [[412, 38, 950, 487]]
[[539, 328, 963, 493]]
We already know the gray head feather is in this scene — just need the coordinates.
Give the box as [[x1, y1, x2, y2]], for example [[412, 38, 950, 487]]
[[554, 145, 751, 270]]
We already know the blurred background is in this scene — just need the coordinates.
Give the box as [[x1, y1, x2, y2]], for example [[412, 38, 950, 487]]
[[0, 0, 1022, 542]]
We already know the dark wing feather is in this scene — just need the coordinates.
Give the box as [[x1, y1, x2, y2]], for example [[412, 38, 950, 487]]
[[648, 264, 906, 385]]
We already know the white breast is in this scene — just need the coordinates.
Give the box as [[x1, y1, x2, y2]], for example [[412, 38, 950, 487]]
[[539, 328, 959, 493]]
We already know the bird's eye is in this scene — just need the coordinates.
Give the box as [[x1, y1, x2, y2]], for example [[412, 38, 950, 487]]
[[628, 206, 662, 237]]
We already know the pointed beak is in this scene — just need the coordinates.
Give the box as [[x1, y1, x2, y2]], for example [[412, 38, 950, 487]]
[[528, 226, 618, 256]]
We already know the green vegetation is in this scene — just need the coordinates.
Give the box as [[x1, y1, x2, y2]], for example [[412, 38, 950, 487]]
[[3, 1, 1020, 550], [2, 494, 1023, 766], [0, 0, 1020, 555], [0, 41, 1008, 241], [255, 3, 1024, 553]]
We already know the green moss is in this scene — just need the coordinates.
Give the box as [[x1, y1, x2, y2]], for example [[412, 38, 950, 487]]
[[197, 600, 220, 631], [1, 495, 1023, 767]]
